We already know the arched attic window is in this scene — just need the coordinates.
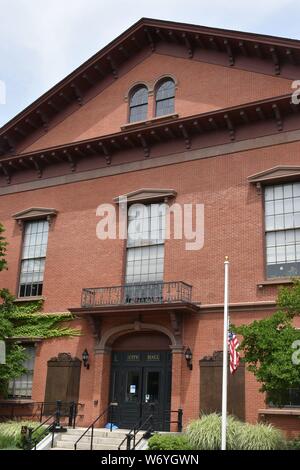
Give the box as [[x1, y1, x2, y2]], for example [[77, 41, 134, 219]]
[[129, 85, 149, 123], [155, 78, 175, 117]]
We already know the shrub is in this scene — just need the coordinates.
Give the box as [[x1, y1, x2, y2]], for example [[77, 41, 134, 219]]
[[0, 421, 47, 450], [0, 433, 17, 450], [186, 413, 286, 451], [186, 413, 241, 450], [285, 436, 300, 451], [148, 433, 192, 450], [236, 422, 286, 450]]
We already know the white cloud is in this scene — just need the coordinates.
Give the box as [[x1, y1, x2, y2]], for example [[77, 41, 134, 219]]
[[0, 0, 298, 125]]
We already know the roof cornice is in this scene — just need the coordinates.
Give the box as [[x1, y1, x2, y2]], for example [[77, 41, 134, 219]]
[[0, 93, 299, 185], [1, 18, 300, 156]]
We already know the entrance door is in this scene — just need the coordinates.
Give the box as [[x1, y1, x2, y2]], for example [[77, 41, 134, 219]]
[[141, 367, 163, 430], [110, 351, 171, 431]]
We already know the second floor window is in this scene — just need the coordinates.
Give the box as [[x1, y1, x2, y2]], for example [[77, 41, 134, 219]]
[[126, 203, 165, 284], [155, 79, 175, 117], [19, 220, 49, 297], [129, 85, 148, 123], [265, 182, 300, 278]]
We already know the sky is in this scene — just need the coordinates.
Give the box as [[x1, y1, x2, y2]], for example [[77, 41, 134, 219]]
[[0, 0, 299, 127]]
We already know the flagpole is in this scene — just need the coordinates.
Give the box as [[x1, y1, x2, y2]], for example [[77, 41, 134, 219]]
[[221, 256, 230, 450]]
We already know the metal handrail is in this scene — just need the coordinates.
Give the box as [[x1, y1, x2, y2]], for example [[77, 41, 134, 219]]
[[81, 281, 193, 307], [0, 400, 83, 423], [164, 408, 183, 432], [117, 407, 183, 450], [118, 413, 154, 451], [22, 410, 58, 450], [74, 404, 114, 451], [23, 401, 82, 450]]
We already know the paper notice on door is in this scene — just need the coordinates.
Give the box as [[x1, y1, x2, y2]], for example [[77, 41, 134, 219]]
[[130, 385, 136, 394]]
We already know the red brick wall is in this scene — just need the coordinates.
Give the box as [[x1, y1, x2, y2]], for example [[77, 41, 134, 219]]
[[260, 415, 300, 439], [1, 140, 300, 310], [21, 48, 292, 153], [0, 46, 299, 431]]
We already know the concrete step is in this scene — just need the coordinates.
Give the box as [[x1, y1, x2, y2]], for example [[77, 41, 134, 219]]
[[62, 428, 131, 437], [56, 441, 122, 451], [61, 430, 143, 439], [60, 437, 130, 446], [51, 427, 145, 451]]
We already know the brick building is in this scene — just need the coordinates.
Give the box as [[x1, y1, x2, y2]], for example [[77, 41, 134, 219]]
[[0, 18, 300, 436]]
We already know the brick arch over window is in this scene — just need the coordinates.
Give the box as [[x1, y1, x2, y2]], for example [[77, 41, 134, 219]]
[[98, 322, 180, 352]]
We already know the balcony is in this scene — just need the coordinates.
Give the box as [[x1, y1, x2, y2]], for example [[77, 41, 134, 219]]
[[70, 281, 199, 317]]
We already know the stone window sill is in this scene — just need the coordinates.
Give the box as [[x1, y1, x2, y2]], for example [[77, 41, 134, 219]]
[[0, 399, 34, 405], [13, 296, 45, 303], [259, 408, 300, 416], [257, 278, 296, 288], [121, 113, 179, 131]]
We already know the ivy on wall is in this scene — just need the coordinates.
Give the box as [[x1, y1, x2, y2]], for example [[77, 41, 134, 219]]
[[6, 295, 80, 339], [0, 289, 81, 396], [0, 222, 81, 396]]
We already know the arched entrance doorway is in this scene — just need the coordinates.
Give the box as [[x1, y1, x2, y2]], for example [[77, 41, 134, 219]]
[[109, 331, 172, 431]]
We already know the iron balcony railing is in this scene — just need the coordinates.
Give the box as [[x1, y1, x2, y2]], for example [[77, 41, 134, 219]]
[[81, 281, 192, 308]]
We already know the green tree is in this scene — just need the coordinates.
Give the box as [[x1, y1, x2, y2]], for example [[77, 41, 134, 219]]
[[0, 225, 26, 395], [0, 223, 79, 396], [234, 281, 300, 406], [0, 223, 7, 272]]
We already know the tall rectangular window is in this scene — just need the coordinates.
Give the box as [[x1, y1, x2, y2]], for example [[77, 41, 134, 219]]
[[265, 182, 300, 278], [8, 345, 36, 399], [125, 203, 165, 302], [126, 203, 165, 283], [19, 220, 49, 297]]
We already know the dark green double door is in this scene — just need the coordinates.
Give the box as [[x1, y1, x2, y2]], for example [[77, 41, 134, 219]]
[[110, 351, 171, 431]]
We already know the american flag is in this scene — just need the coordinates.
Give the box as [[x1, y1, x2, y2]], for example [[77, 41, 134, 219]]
[[228, 332, 240, 374]]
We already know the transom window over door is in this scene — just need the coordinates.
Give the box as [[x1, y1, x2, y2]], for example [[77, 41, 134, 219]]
[[129, 85, 148, 123], [265, 182, 300, 278], [155, 79, 175, 117], [19, 220, 49, 297]]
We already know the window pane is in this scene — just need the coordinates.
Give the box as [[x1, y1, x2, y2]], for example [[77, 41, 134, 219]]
[[265, 201, 274, 216], [274, 185, 283, 199], [19, 220, 48, 298], [275, 214, 284, 230], [294, 183, 300, 197], [265, 186, 274, 201], [265, 216, 275, 231], [265, 183, 300, 278], [296, 244, 300, 261], [274, 199, 284, 214], [129, 86, 148, 123], [155, 79, 175, 117], [286, 245, 295, 261], [8, 346, 35, 398], [284, 184, 293, 198], [156, 80, 175, 100], [266, 232, 276, 247], [267, 247, 276, 263], [284, 198, 293, 213], [284, 213, 294, 229]]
